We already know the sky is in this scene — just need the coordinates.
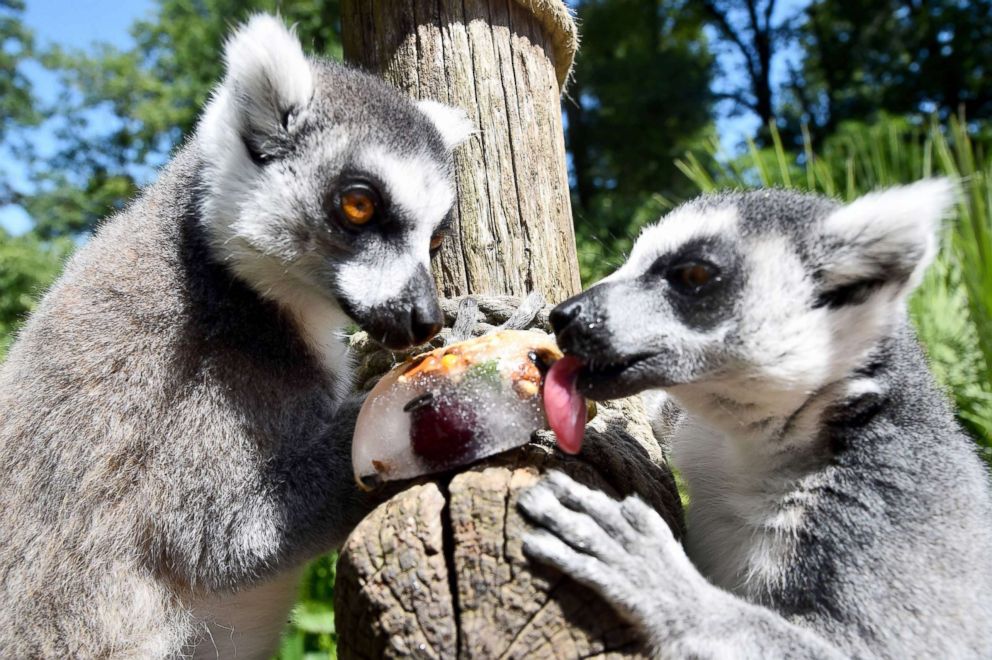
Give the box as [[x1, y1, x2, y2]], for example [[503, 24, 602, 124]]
[[0, 0, 154, 234], [1, 0, 808, 235]]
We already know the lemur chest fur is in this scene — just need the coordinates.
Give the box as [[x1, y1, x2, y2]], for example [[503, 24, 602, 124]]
[[672, 415, 809, 598], [187, 568, 304, 660]]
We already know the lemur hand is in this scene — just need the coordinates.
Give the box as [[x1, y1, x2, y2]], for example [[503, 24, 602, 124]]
[[519, 471, 846, 659], [518, 471, 713, 642]]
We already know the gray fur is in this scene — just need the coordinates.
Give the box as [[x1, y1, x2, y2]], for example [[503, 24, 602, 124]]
[[0, 15, 464, 658], [521, 183, 992, 657]]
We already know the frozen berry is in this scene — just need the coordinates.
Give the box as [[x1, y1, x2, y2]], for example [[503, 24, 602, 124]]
[[409, 398, 477, 464]]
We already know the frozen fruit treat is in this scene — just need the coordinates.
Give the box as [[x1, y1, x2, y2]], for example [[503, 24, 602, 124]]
[[352, 329, 590, 489]]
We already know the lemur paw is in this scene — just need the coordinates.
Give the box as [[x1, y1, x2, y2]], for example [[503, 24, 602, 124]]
[[518, 471, 705, 627]]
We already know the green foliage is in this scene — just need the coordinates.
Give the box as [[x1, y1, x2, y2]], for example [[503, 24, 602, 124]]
[[694, 0, 782, 134], [0, 0, 38, 142], [0, 229, 73, 359], [676, 116, 992, 457], [12, 0, 342, 238], [2, 3, 989, 656], [784, 0, 992, 144], [275, 553, 339, 659], [576, 190, 672, 284]]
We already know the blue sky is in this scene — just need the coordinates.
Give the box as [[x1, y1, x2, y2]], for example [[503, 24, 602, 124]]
[[1, 0, 154, 234], [2, 0, 807, 235], [23, 0, 153, 50]]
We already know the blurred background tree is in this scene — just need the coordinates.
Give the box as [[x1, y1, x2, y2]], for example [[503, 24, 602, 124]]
[[2, 0, 991, 655], [782, 0, 992, 144], [20, 0, 342, 238], [565, 0, 715, 280], [0, 1, 38, 139], [694, 0, 784, 138]]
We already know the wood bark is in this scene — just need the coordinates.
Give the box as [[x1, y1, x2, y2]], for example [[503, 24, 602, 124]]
[[337, 3, 684, 657]]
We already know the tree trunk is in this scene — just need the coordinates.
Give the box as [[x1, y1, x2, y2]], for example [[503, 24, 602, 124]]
[[336, 3, 684, 657]]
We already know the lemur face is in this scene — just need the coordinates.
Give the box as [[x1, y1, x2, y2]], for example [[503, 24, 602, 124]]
[[552, 182, 954, 405], [198, 16, 473, 350]]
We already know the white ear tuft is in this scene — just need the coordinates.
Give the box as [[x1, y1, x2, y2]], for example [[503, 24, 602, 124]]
[[416, 100, 475, 150], [222, 14, 313, 141], [819, 178, 957, 297]]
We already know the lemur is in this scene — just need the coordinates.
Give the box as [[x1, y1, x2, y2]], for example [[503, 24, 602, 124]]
[[0, 15, 472, 658], [520, 181, 992, 657]]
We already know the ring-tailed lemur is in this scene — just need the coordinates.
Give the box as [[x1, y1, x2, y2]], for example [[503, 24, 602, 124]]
[[0, 15, 472, 659], [520, 181, 992, 657]]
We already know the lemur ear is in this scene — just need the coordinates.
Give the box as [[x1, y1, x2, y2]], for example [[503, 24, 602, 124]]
[[416, 100, 475, 150], [221, 14, 313, 160], [815, 178, 956, 308]]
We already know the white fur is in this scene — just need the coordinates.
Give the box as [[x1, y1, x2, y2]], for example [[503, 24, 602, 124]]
[[196, 19, 356, 382], [225, 252, 353, 398], [819, 178, 956, 290], [221, 15, 313, 139], [734, 235, 834, 411], [671, 398, 819, 595], [197, 15, 317, 263], [523, 181, 987, 659], [331, 146, 455, 314], [198, 85, 262, 245], [334, 254, 419, 314], [196, 17, 457, 380], [187, 568, 304, 660], [609, 205, 739, 282], [646, 182, 956, 597], [356, 145, 454, 236], [416, 99, 476, 150]]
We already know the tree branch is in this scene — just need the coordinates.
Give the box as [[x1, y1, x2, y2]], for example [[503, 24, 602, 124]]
[[699, 0, 760, 83], [763, 0, 776, 33], [713, 91, 759, 113]]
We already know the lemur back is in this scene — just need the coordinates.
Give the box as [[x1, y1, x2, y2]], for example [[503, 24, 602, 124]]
[[0, 15, 471, 658]]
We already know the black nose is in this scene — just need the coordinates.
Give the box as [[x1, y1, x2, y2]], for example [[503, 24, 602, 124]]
[[410, 300, 443, 345], [550, 297, 584, 336]]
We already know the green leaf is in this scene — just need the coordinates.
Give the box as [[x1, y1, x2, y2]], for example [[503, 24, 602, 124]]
[[290, 601, 336, 635]]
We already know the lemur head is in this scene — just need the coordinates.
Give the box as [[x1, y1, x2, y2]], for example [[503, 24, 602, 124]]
[[196, 15, 473, 351], [551, 181, 955, 411]]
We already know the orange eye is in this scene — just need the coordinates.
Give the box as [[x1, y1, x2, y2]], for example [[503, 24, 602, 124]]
[[340, 189, 376, 225], [429, 234, 444, 252]]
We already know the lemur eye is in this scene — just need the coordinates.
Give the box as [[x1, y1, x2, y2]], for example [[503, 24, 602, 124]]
[[668, 261, 720, 294], [429, 234, 445, 252], [339, 185, 378, 226]]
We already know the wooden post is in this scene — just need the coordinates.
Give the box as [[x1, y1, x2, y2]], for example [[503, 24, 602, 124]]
[[341, 0, 581, 302], [336, 3, 683, 657]]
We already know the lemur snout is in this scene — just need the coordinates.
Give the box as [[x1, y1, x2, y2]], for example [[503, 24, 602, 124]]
[[549, 294, 590, 358], [549, 297, 583, 336], [550, 289, 612, 359], [373, 294, 442, 350], [410, 300, 443, 345], [356, 265, 443, 350]]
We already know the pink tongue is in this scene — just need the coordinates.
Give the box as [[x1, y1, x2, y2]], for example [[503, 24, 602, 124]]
[[543, 356, 587, 455]]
